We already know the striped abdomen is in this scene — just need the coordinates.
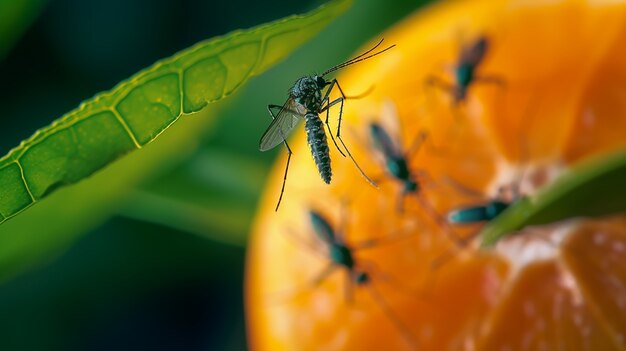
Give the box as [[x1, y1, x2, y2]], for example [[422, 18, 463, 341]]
[[305, 113, 331, 183]]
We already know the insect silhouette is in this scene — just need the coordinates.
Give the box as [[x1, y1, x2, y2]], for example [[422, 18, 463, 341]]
[[259, 39, 395, 211], [289, 208, 418, 350], [368, 120, 462, 247], [447, 198, 510, 224], [426, 36, 503, 105], [369, 121, 428, 212], [429, 176, 525, 270], [444, 175, 526, 245]]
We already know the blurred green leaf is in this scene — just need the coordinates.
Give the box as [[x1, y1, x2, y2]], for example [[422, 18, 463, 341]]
[[0, 0, 351, 226], [120, 148, 266, 246], [0, 0, 351, 281], [481, 148, 626, 246], [0, 0, 47, 60]]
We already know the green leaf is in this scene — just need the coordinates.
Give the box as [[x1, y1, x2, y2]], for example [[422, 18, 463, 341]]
[[0, 113, 209, 281], [119, 148, 267, 246], [480, 148, 626, 247], [0, 0, 351, 226]]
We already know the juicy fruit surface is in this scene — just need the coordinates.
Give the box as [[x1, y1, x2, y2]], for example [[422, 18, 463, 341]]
[[247, 0, 626, 350]]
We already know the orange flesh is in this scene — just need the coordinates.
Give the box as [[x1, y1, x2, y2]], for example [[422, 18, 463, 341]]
[[247, 0, 626, 350]]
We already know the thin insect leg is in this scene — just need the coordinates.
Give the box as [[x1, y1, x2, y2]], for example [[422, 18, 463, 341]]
[[474, 75, 506, 87], [327, 79, 378, 188], [405, 131, 428, 159], [396, 190, 407, 213], [267, 103, 284, 112], [351, 226, 416, 251], [322, 80, 374, 157], [415, 194, 464, 245], [424, 75, 456, 95], [344, 271, 354, 304], [324, 102, 347, 157], [440, 175, 485, 199], [344, 84, 375, 100], [283, 227, 327, 259], [274, 140, 292, 211], [311, 262, 338, 287], [266, 262, 337, 305], [319, 80, 348, 157], [429, 218, 488, 273], [336, 198, 350, 244], [265, 103, 295, 212], [361, 261, 427, 300], [365, 282, 418, 350]]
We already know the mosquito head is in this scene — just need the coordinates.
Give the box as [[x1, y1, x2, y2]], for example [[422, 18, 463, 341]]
[[314, 75, 327, 88], [354, 271, 369, 285]]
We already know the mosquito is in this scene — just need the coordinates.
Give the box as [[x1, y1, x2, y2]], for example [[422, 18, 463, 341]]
[[426, 36, 503, 105], [259, 39, 395, 211], [447, 183, 518, 225], [368, 121, 429, 212], [284, 208, 418, 350]]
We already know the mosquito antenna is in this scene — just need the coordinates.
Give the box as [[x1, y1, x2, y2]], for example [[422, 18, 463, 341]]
[[322, 39, 395, 77], [332, 38, 385, 68]]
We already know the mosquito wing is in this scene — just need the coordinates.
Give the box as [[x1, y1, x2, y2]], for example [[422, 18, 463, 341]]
[[370, 122, 402, 160], [460, 36, 488, 65], [259, 98, 306, 151]]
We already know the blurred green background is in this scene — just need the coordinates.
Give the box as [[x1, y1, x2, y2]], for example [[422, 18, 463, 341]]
[[0, 0, 430, 350]]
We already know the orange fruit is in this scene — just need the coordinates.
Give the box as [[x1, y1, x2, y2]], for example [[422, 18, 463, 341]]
[[246, 0, 626, 350]]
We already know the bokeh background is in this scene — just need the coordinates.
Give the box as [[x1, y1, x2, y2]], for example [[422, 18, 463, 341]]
[[0, 0, 432, 350]]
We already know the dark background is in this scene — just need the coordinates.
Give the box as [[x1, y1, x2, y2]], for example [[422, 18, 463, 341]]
[[0, 1, 430, 350]]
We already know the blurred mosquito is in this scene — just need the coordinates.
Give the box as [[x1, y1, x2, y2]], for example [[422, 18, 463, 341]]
[[426, 36, 503, 105], [282, 207, 418, 349], [446, 179, 519, 226], [259, 39, 395, 211], [365, 101, 461, 245], [368, 121, 429, 213]]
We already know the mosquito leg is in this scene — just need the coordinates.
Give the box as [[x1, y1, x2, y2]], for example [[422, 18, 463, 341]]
[[405, 131, 428, 159], [396, 190, 406, 214], [344, 271, 355, 305], [416, 194, 464, 245], [265, 104, 295, 212], [424, 75, 456, 95], [267, 262, 336, 305], [365, 282, 418, 350], [283, 227, 326, 259], [336, 198, 350, 244], [267, 104, 283, 112], [275, 140, 292, 211], [325, 79, 378, 188], [474, 74, 506, 87], [351, 227, 416, 251], [439, 175, 485, 199], [320, 80, 347, 157], [429, 231, 477, 272], [324, 98, 347, 157], [362, 262, 417, 350], [311, 262, 338, 288]]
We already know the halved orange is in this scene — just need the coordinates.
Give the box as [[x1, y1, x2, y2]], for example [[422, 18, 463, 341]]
[[246, 0, 626, 350]]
